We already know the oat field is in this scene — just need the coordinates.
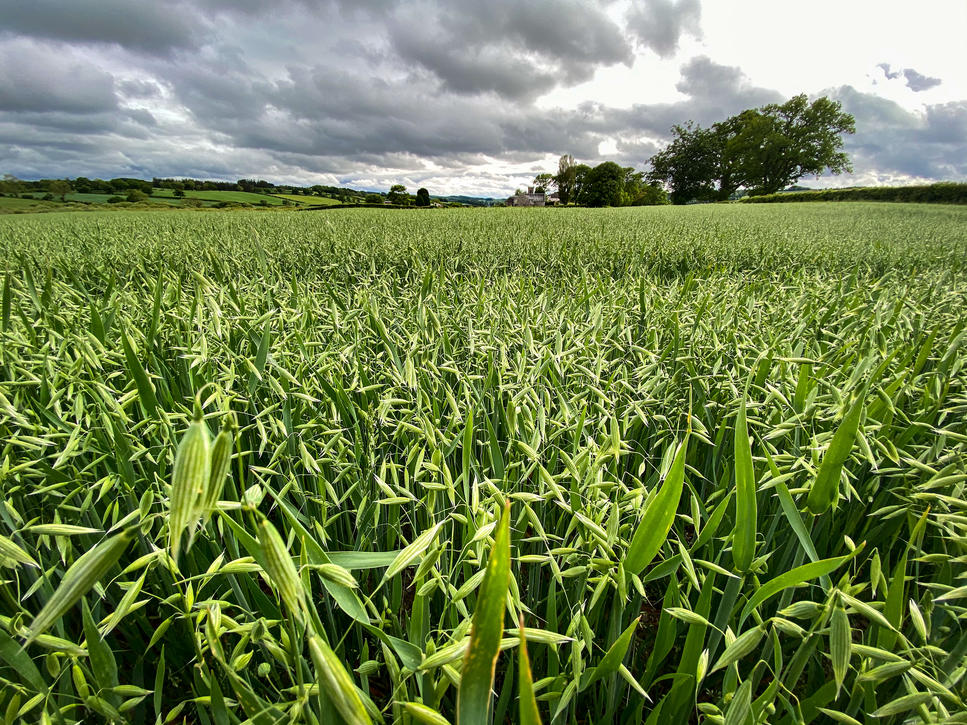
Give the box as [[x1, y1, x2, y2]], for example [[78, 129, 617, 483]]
[[0, 203, 965, 724]]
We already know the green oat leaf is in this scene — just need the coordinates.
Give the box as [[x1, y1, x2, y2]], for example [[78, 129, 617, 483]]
[[806, 386, 867, 515], [739, 549, 858, 625], [625, 436, 688, 576], [457, 501, 511, 725], [517, 618, 542, 725], [732, 396, 756, 572], [580, 617, 640, 691], [120, 329, 159, 420]]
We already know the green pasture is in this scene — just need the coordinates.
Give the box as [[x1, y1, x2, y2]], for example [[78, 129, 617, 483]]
[[271, 193, 343, 205], [150, 188, 290, 205]]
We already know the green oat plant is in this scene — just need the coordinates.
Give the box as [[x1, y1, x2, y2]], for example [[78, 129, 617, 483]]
[[0, 202, 965, 723]]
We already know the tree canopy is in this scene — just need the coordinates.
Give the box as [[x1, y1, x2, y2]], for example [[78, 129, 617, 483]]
[[647, 94, 855, 203], [526, 154, 666, 207], [387, 184, 408, 205], [555, 154, 577, 204], [533, 173, 554, 193], [415, 187, 431, 206]]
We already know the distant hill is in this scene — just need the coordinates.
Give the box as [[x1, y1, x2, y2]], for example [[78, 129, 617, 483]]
[[433, 195, 501, 207]]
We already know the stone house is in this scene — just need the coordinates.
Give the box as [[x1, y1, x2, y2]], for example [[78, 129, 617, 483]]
[[507, 186, 545, 206]]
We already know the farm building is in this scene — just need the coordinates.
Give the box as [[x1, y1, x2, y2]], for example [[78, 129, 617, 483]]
[[507, 186, 559, 206]]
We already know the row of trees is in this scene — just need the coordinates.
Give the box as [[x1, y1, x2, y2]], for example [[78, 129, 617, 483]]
[[156, 177, 368, 201], [385, 185, 432, 206], [0, 175, 154, 198], [530, 156, 669, 207], [0, 175, 379, 204], [646, 95, 855, 204]]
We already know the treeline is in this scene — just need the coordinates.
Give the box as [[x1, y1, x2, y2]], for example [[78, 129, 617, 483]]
[[739, 182, 967, 205], [155, 178, 368, 201], [526, 156, 668, 206], [0, 174, 371, 202], [0, 175, 153, 196]]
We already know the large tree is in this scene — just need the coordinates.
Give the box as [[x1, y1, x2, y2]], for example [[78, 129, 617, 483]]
[[554, 154, 577, 204], [571, 163, 593, 205], [647, 95, 855, 203], [0, 174, 24, 195], [387, 184, 408, 204], [48, 179, 72, 201], [646, 122, 724, 204], [415, 188, 431, 206], [732, 95, 855, 195], [581, 162, 625, 207]]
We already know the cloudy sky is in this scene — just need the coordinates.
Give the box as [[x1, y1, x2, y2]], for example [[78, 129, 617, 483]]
[[1, 0, 964, 196]]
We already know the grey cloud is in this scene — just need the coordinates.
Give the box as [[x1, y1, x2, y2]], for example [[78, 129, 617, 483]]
[[903, 68, 941, 92], [923, 101, 967, 143], [831, 86, 967, 180], [0, 0, 203, 56], [626, 0, 701, 58], [673, 56, 773, 103], [0, 40, 117, 114], [124, 109, 158, 128], [118, 79, 164, 98], [878, 63, 943, 92], [387, 0, 633, 99], [387, 29, 558, 100], [877, 63, 902, 80], [164, 55, 777, 175], [606, 56, 783, 138]]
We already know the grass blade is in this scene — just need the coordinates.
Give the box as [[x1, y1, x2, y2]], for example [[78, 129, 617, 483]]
[[458, 501, 511, 725], [806, 386, 867, 514], [732, 396, 756, 572], [739, 549, 859, 625], [517, 617, 542, 725], [625, 436, 688, 576]]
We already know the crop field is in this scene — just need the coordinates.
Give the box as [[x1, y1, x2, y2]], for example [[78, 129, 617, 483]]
[[0, 202, 965, 724]]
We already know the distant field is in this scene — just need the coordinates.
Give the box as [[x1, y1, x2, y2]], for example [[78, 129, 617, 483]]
[[271, 193, 342, 205], [0, 196, 55, 211], [151, 188, 289, 205]]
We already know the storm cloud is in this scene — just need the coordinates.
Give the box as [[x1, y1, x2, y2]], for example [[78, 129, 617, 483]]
[[831, 86, 967, 181], [0, 1, 962, 195], [0, 0, 202, 56], [626, 0, 702, 58]]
